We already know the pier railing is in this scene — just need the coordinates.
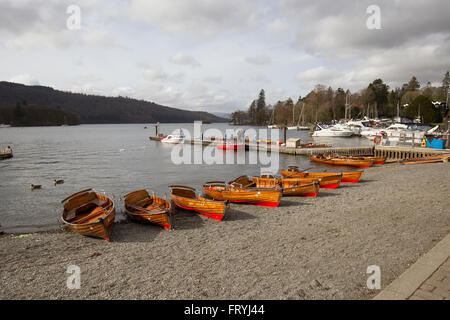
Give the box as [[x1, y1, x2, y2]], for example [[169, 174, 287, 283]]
[[374, 146, 449, 162]]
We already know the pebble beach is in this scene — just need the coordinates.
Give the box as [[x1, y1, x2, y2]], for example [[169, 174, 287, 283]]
[[1, 162, 449, 300]]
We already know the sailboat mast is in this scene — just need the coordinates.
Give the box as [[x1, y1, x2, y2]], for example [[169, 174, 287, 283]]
[[292, 104, 295, 125]]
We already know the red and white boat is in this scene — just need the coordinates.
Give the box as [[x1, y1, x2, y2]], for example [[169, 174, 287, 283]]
[[217, 143, 244, 150]]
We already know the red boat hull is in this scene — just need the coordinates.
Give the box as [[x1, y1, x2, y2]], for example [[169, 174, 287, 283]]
[[299, 192, 319, 197], [230, 200, 280, 207], [341, 178, 360, 183], [175, 203, 225, 221], [217, 144, 244, 150], [320, 183, 340, 189]]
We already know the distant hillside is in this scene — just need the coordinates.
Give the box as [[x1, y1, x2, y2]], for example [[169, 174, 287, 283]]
[[0, 82, 227, 124], [212, 112, 232, 119], [0, 103, 80, 126]]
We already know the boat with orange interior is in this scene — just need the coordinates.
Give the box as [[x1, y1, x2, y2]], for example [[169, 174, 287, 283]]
[[170, 185, 227, 221], [61, 188, 115, 242], [124, 190, 172, 230], [281, 166, 364, 183], [252, 175, 320, 197], [280, 169, 343, 189], [203, 177, 282, 207], [310, 154, 373, 168]]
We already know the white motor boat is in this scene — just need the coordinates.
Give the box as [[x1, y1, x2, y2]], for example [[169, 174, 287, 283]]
[[287, 125, 310, 130], [370, 123, 438, 144], [161, 134, 184, 144], [312, 124, 354, 137]]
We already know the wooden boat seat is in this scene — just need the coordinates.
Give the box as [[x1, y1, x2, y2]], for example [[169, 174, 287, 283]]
[[66, 198, 108, 223], [171, 187, 197, 199], [230, 176, 256, 188], [145, 203, 166, 211], [68, 205, 105, 224]]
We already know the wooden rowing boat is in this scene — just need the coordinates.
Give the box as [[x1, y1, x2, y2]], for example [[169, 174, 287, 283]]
[[402, 154, 450, 165], [360, 156, 386, 165], [170, 185, 227, 221], [281, 166, 363, 183], [280, 169, 342, 188], [203, 178, 282, 207], [61, 189, 115, 242], [252, 176, 320, 197], [331, 155, 386, 165], [124, 190, 172, 230], [310, 154, 373, 168]]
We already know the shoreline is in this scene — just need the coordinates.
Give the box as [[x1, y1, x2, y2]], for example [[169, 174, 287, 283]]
[[1, 162, 449, 299]]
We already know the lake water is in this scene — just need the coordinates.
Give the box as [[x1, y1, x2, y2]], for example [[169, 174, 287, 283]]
[[0, 123, 373, 232]]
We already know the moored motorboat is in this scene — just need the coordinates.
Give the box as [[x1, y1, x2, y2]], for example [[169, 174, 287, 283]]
[[281, 166, 364, 183], [310, 154, 373, 168], [161, 134, 184, 144], [217, 143, 245, 150], [202, 179, 282, 207], [124, 190, 172, 230], [312, 124, 354, 137], [170, 185, 227, 221], [61, 188, 115, 242], [0, 146, 13, 160]]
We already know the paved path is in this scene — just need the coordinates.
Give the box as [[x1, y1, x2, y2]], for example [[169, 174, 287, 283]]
[[374, 234, 450, 300], [408, 257, 450, 300]]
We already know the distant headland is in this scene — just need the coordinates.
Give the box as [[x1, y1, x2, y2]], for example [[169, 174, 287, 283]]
[[0, 81, 227, 126]]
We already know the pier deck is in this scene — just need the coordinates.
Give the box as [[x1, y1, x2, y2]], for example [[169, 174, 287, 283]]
[[149, 136, 450, 161]]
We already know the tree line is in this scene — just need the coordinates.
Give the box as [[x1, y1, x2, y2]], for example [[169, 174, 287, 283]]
[[231, 71, 449, 125]]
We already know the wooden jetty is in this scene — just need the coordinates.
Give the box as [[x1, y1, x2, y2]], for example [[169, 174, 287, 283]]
[[149, 136, 450, 162], [374, 146, 450, 163]]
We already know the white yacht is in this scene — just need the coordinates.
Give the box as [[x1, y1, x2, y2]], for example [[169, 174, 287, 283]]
[[161, 134, 184, 144], [312, 124, 354, 137], [370, 123, 438, 144]]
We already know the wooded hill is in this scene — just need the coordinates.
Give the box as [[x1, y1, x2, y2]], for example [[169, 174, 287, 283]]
[[0, 82, 227, 125], [0, 103, 80, 126]]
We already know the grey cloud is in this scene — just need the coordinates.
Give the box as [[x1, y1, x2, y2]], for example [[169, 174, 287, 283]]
[[129, 0, 262, 38], [245, 55, 272, 65], [169, 53, 201, 67]]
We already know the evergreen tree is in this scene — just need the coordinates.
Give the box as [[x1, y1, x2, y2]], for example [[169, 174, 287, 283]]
[[407, 76, 420, 91], [256, 89, 266, 125], [368, 79, 389, 115], [404, 95, 442, 123], [248, 100, 256, 124]]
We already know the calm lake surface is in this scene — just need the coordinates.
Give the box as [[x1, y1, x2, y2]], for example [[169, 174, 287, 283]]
[[0, 123, 373, 232]]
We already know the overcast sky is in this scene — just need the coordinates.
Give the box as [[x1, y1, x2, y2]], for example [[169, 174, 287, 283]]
[[1, 0, 449, 112]]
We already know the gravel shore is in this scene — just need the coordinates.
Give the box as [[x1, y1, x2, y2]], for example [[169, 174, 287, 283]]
[[1, 162, 449, 300]]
